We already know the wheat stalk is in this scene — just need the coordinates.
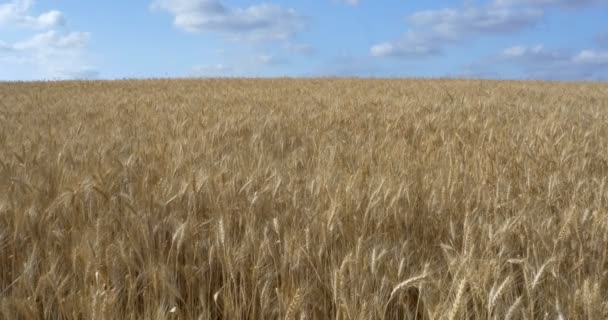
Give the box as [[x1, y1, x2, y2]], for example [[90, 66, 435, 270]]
[[531, 258, 554, 291], [389, 273, 428, 300], [505, 297, 523, 320], [285, 287, 304, 320], [489, 275, 511, 314], [448, 278, 467, 320]]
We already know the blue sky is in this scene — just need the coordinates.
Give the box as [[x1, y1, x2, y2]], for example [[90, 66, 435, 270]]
[[1, 0, 607, 80]]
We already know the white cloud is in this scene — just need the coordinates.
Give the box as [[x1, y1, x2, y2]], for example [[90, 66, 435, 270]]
[[370, 37, 440, 58], [498, 44, 566, 66], [493, 0, 607, 8], [407, 7, 543, 36], [573, 50, 608, 65], [371, 4, 543, 58], [152, 0, 305, 42], [502, 45, 527, 57], [500, 44, 564, 61], [0, 1, 97, 80], [469, 45, 608, 80], [370, 31, 446, 58], [336, 0, 360, 6], [499, 45, 608, 67], [0, 0, 64, 29], [12, 30, 90, 50], [1, 31, 96, 80], [370, 43, 394, 57], [35, 10, 64, 28], [371, 0, 607, 59]]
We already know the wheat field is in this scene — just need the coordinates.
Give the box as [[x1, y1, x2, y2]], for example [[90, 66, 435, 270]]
[[0, 78, 607, 319]]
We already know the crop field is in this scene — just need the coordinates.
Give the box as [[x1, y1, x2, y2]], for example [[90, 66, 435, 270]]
[[0, 78, 607, 319]]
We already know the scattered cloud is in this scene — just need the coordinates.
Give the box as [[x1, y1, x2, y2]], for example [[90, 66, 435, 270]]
[[371, 0, 607, 59], [371, 4, 543, 58], [468, 44, 608, 80], [335, 0, 360, 6], [12, 30, 91, 50], [152, 0, 305, 42], [493, 0, 608, 8], [498, 45, 608, 67], [572, 49, 608, 65], [0, 0, 65, 29], [0, 31, 96, 80], [370, 31, 444, 57], [500, 44, 565, 61], [407, 7, 543, 35], [0, 1, 96, 80]]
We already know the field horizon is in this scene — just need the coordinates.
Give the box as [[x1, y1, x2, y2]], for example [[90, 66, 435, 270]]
[[1, 78, 607, 319]]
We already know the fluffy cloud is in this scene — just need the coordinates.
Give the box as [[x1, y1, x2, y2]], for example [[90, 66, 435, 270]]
[[1, 31, 96, 80], [371, 5, 543, 58], [11, 30, 91, 50], [0, 1, 96, 80], [407, 7, 543, 36], [0, 0, 64, 29], [371, 0, 606, 59], [152, 0, 305, 41]]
